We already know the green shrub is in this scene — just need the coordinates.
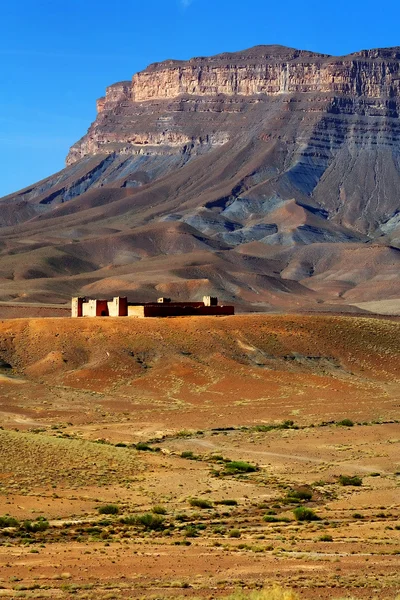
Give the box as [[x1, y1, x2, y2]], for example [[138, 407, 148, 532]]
[[189, 498, 213, 509], [135, 442, 153, 451], [215, 499, 238, 506], [181, 451, 194, 459], [229, 529, 241, 538], [338, 475, 362, 486], [319, 534, 333, 542], [175, 513, 191, 522], [136, 513, 165, 530], [98, 504, 119, 515], [209, 454, 225, 462], [152, 505, 167, 515], [286, 487, 312, 501], [184, 525, 198, 538], [0, 516, 19, 528], [176, 430, 192, 438], [224, 461, 258, 474], [22, 518, 49, 532], [119, 515, 136, 525], [352, 513, 364, 519], [336, 419, 354, 427], [293, 507, 320, 522]]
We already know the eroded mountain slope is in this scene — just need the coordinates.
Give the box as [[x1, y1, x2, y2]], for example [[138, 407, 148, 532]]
[[1, 45, 400, 309]]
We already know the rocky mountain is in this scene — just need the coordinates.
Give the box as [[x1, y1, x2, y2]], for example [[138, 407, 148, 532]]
[[0, 45, 400, 312]]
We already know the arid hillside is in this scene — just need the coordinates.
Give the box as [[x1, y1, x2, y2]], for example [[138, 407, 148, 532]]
[[1, 46, 400, 311], [0, 314, 399, 431]]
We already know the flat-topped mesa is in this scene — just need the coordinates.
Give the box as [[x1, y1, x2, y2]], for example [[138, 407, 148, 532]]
[[129, 48, 400, 102], [67, 45, 400, 167], [92, 45, 400, 111]]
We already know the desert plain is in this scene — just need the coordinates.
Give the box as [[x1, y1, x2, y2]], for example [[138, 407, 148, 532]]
[[0, 313, 399, 599]]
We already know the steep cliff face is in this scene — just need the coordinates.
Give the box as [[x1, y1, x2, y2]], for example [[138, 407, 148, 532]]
[[1, 45, 400, 309], [130, 51, 400, 101]]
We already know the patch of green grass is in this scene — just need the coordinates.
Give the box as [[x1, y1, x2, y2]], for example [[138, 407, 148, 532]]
[[263, 515, 291, 523], [0, 429, 140, 491], [225, 584, 300, 599]]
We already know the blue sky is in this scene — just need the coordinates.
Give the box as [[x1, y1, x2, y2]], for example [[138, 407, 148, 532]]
[[1, 0, 400, 197]]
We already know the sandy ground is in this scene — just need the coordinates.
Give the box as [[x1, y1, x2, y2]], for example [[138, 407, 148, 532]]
[[0, 315, 399, 599]]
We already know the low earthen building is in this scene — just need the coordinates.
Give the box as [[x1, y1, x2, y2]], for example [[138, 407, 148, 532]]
[[71, 296, 234, 318]]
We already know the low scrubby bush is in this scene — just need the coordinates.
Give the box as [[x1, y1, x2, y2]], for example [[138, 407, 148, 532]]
[[0, 516, 19, 528], [286, 487, 312, 501], [184, 525, 198, 537], [135, 513, 165, 530], [22, 518, 49, 532], [189, 498, 213, 509], [224, 461, 258, 474], [152, 505, 167, 515], [229, 529, 241, 538], [98, 504, 119, 515], [181, 451, 195, 459], [338, 475, 362, 486], [336, 419, 354, 427], [263, 515, 291, 523], [135, 442, 153, 451], [293, 507, 320, 522]]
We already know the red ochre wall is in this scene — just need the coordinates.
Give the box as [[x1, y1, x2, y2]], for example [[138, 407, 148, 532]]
[[142, 305, 234, 317], [96, 300, 109, 317]]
